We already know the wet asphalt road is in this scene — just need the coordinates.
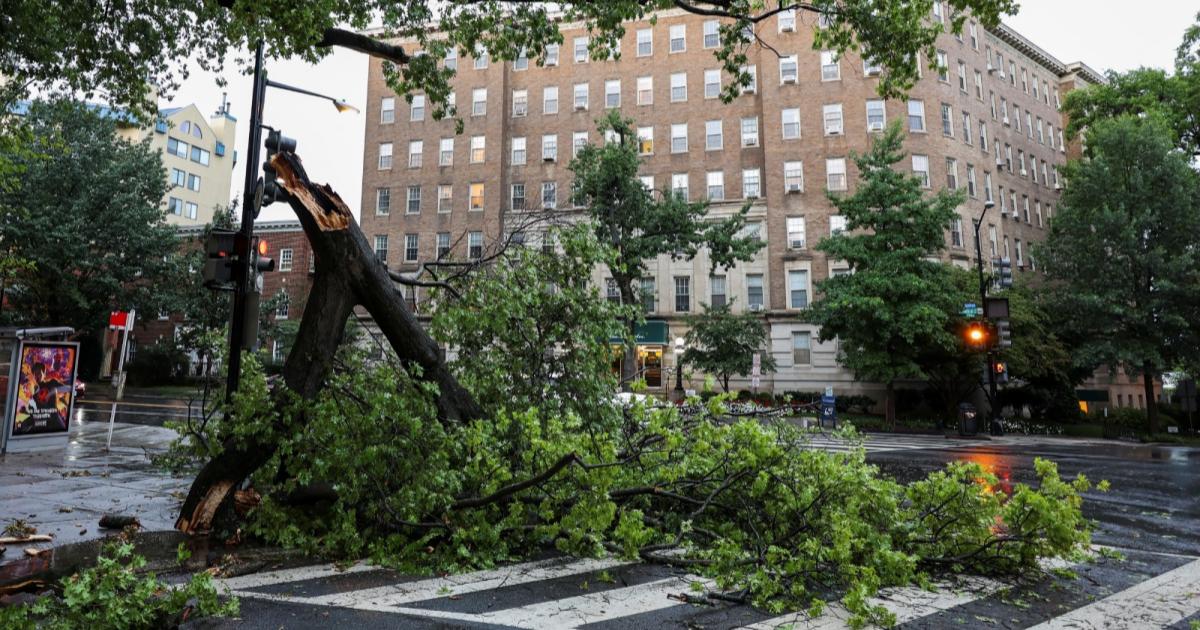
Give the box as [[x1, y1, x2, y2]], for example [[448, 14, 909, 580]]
[[193, 435, 1200, 629], [73, 394, 200, 426]]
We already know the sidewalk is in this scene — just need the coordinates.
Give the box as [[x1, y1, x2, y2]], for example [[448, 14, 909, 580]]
[[0, 420, 189, 554]]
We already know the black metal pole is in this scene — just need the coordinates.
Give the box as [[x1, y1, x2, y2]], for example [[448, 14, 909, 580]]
[[973, 208, 1001, 435], [226, 40, 266, 403]]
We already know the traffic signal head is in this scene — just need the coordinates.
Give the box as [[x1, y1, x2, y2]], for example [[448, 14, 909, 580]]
[[261, 129, 297, 211], [996, 319, 1012, 348], [964, 321, 992, 352], [993, 361, 1009, 383], [251, 238, 276, 274], [202, 229, 238, 290], [997, 257, 1013, 288]]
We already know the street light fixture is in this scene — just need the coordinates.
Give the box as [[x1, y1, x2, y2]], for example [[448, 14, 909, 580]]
[[971, 199, 1002, 436]]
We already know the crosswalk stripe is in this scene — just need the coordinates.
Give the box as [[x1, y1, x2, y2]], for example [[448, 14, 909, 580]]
[[275, 556, 632, 609], [388, 575, 712, 629], [217, 561, 378, 591], [1026, 557, 1200, 629]]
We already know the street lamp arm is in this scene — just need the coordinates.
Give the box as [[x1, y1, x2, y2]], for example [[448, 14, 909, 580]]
[[317, 27, 411, 64], [265, 79, 358, 112]]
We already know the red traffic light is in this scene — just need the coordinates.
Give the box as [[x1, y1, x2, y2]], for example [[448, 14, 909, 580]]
[[257, 239, 269, 256]]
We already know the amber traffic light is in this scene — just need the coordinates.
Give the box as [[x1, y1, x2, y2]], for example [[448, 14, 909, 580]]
[[964, 321, 992, 352]]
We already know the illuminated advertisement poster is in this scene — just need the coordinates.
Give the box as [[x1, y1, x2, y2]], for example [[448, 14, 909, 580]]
[[11, 342, 79, 437]]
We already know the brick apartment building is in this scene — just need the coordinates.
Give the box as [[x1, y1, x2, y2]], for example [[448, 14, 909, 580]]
[[358, 6, 1105, 400]]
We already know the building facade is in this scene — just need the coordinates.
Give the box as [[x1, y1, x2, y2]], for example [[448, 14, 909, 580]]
[[116, 101, 238, 226], [358, 7, 1102, 398]]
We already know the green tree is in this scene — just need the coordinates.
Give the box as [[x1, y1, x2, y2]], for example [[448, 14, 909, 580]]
[[571, 111, 762, 388], [0, 100, 177, 338], [1037, 116, 1200, 434], [0, 1, 1014, 123], [804, 122, 966, 426], [1063, 12, 1200, 156], [682, 302, 775, 393], [431, 225, 628, 427]]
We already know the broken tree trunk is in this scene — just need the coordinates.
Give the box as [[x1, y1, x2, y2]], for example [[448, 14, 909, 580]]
[[176, 151, 483, 535]]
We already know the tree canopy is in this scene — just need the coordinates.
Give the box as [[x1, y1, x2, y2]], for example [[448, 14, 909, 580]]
[[683, 301, 775, 393], [1037, 116, 1200, 433], [0, 100, 178, 336], [804, 122, 966, 424], [1, 0, 1015, 123]]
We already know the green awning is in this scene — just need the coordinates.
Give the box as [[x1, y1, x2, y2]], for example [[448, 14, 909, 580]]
[[610, 320, 669, 345], [1076, 389, 1110, 403]]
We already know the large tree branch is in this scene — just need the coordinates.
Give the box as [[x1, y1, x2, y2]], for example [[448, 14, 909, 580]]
[[318, 27, 410, 64]]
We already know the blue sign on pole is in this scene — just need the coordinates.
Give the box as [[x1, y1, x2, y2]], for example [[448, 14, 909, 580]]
[[820, 394, 837, 429]]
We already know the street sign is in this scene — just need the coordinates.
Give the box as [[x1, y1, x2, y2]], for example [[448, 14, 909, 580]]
[[752, 353, 761, 377], [962, 302, 979, 317], [751, 376, 760, 388]]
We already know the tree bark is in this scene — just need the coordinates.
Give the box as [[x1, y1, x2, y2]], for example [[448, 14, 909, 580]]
[[1143, 360, 1159, 435], [885, 380, 896, 430], [176, 151, 482, 535]]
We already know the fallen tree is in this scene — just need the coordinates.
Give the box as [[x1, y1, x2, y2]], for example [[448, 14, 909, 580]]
[[175, 151, 482, 535]]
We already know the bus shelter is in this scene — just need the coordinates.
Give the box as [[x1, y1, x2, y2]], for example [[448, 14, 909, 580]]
[[1, 327, 81, 454]]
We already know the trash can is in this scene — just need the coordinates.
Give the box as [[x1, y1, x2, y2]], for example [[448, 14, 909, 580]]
[[958, 402, 978, 436], [820, 393, 837, 429]]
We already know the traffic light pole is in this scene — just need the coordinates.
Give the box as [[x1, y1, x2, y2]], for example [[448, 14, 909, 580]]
[[973, 204, 1002, 435], [226, 40, 266, 403]]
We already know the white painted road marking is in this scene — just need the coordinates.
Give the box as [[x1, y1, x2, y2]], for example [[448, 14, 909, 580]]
[[1027, 557, 1200, 629], [217, 561, 378, 591], [387, 575, 712, 629]]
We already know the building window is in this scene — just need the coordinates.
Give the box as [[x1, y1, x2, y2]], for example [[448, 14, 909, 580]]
[[439, 138, 453, 166], [411, 94, 425, 121], [779, 8, 797, 31], [830, 215, 847, 235], [793, 331, 811, 364], [820, 50, 840, 81], [980, 122, 988, 151], [473, 46, 488, 69], [946, 158, 959, 189], [574, 36, 589, 63], [171, 168, 186, 187], [640, 277, 656, 313], [941, 103, 953, 136], [637, 126, 654, 154], [788, 270, 809, 308], [639, 175, 654, 190], [674, 276, 691, 312], [637, 28, 652, 56], [374, 235, 388, 263], [961, 113, 972, 144], [907, 100, 925, 132], [185, 202, 198, 219], [469, 183, 485, 210], [543, 86, 558, 114], [957, 61, 967, 92], [866, 100, 885, 131], [471, 88, 487, 115], [167, 197, 182, 215], [780, 55, 798, 83], [935, 50, 949, 82], [470, 136, 485, 163], [408, 140, 423, 168], [605, 80, 620, 108], [670, 24, 686, 52], [747, 274, 764, 309], [709, 275, 727, 307], [966, 165, 977, 197], [376, 187, 391, 215], [510, 183, 526, 210], [670, 72, 687, 102], [438, 185, 452, 213], [741, 117, 759, 147], [512, 89, 528, 117], [277, 248, 293, 271], [404, 234, 418, 262], [444, 48, 457, 70], [167, 138, 189, 158], [190, 147, 210, 166], [706, 171, 724, 200], [468, 232, 483, 260], [406, 185, 421, 213], [742, 65, 758, 93], [705, 119, 723, 150], [784, 161, 804, 192], [671, 123, 688, 153], [912, 155, 930, 188], [565, 84, 585, 113], [703, 20, 719, 48], [544, 44, 559, 66], [605, 278, 621, 304], [541, 181, 557, 209], [573, 131, 588, 157], [786, 216, 807, 249], [782, 108, 801, 139], [378, 142, 393, 169], [636, 76, 653, 105], [826, 158, 847, 191], [742, 169, 760, 199], [984, 172, 994, 203], [671, 173, 689, 199], [950, 217, 963, 247], [703, 69, 721, 99], [542, 134, 558, 161], [973, 70, 983, 99], [381, 97, 395, 123], [823, 103, 843, 135], [276, 291, 290, 319], [511, 136, 526, 165], [437, 232, 451, 259]]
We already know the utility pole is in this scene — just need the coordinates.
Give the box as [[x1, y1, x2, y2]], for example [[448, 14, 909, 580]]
[[972, 200, 1001, 435], [226, 40, 267, 402]]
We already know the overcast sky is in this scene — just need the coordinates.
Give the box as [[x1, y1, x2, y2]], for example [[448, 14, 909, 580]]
[[164, 1, 1197, 223]]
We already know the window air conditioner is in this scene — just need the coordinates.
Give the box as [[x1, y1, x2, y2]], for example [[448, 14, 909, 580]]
[[543, 155, 555, 162], [868, 121, 884, 132], [786, 183, 802, 193], [574, 103, 587, 111], [781, 24, 795, 32], [986, 63, 995, 74], [749, 304, 764, 312], [782, 75, 797, 84], [995, 157, 1005, 169], [744, 137, 759, 147]]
